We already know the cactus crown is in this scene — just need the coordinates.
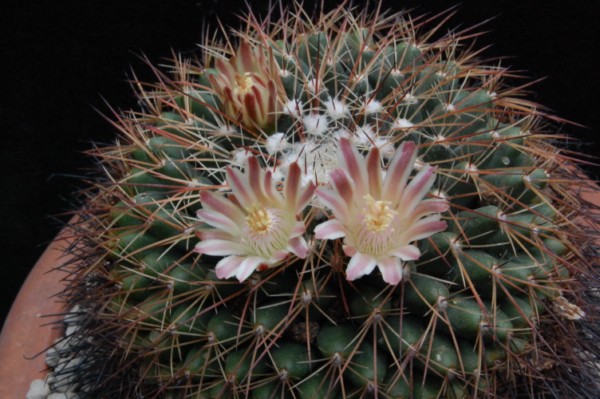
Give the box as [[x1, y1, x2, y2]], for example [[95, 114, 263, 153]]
[[48, 3, 600, 399]]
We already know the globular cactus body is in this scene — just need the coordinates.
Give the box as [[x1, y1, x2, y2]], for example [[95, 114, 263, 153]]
[[50, 3, 600, 399]]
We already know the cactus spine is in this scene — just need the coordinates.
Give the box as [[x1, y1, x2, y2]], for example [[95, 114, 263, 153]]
[[49, 3, 600, 399]]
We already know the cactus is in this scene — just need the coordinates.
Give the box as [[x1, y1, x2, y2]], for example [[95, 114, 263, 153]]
[[47, 3, 600, 399]]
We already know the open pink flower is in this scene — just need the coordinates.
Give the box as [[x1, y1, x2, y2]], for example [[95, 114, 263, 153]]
[[195, 157, 315, 282], [314, 138, 448, 285]]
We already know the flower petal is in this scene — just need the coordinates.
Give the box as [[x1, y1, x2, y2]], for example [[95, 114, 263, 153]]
[[316, 187, 350, 220], [297, 181, 316, 212], [285, 161, 302, 208], [382, 140, 417, 201], [236, 257, 265, 282], [343, 245, 357, 257], [346, 253, 377, 281], [194, 239, 247, 256], [246, 156, 267, 203], [399, 165, 437, 213], [287, 236, 309, 259], [196, 229, 231, 241], [404, 216, 448, 242], [215, 256, 245, 279], [377, 257, 404, 285], [330, 168, 354, 205], [226, 166, 257, 205], [314, 219, 346, 240], [338, 137, 367, 195], [199, 191, 245, 223], [390, 245, 421, 260], [196, 209, 241, 236], [366, 147, 382, 195], [291, 220, 307, 238], [411, 199, 449, 220]]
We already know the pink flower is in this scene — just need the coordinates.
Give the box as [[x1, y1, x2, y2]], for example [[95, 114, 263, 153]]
[[195, 157, 315, 282], [210, 42, 282, 129], [314, 138, 448, 285]]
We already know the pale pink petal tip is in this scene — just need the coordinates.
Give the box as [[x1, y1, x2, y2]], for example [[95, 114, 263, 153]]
[[378, 257, 404, 285], [345, 253, 377, 281], [314, 219, 346, 240], [215, 256, 244, 279], [236, 257, 265, 282]]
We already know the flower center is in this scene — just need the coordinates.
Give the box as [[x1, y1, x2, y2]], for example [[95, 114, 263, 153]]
[[363, 194, 396, 232], [242, 207, 295, 259], [245, 204, 272, 234], [235, 72, 255, 94]]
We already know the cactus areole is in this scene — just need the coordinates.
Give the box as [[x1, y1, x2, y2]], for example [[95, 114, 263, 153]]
[[47, 3, 599, 399]]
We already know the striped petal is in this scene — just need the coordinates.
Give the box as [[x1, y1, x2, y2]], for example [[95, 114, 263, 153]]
[[196, 209, 241, 236], [215, 256, 245, 279], [314, 219, 346, 240], [194, 239, 247, 256], [346, 253, 377, 281], [377, 257, 404, 285], [404, 216, 448, 242], [199, 191, 245, 223], [330, 168, 354, 205], [226, 166, 258, 205], [316, 187, 350, 220], [411, 199, 449, 219], [382, 141, 417, 201], [399, 166, 437, 213], [287, 236, 309, 259], [236, 257, 266, 282], [389, 245, 421, 260], [366, 147, 382, 195], [338, 138, 367, 195]]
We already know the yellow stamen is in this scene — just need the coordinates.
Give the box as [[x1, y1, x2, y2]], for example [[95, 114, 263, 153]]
[[235, 72, 255, 94], [246, 204, 272, 234], [363, 194, 396, 232]]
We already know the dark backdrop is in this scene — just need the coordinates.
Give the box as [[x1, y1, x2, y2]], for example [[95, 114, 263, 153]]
[[2, 0, 599, 325]]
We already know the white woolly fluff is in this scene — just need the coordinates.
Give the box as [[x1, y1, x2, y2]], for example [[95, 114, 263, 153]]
[[284, 141, 339, 186], [374, 136, 395, 159], [282, 99, 303, 117], [303, 113, 329, 136], [355, 124, 375, 145], [332, 128, 351, 141], [232, 148, 252, 166], [402, 92, 419, 104], [324, 98, 349, 120], [393, 118, 414, 129], [266, 132, 289, 155], [363, 99, 382, 114]]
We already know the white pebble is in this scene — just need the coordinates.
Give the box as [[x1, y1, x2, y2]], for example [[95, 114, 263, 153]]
[[26, 379, 50, 399], [63, 305, 84, 326], [65, 324, 80, 337], [45, 346, 60, 368], [48, 393, 79, 399]]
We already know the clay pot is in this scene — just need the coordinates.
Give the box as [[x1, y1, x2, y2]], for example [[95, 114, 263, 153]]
[[0, 230, 71, 398]]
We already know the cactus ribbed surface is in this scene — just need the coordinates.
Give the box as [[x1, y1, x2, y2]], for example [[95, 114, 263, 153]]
[[49, 4, 600, 398]]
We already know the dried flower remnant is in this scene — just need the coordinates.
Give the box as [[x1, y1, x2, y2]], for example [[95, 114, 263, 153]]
[[195, 157, 315, 282], [210, 42, 282, 129], [315, 138, 448, 284]]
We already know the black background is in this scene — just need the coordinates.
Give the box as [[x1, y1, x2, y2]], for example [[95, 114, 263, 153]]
[[2, 0, 599, 326]]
